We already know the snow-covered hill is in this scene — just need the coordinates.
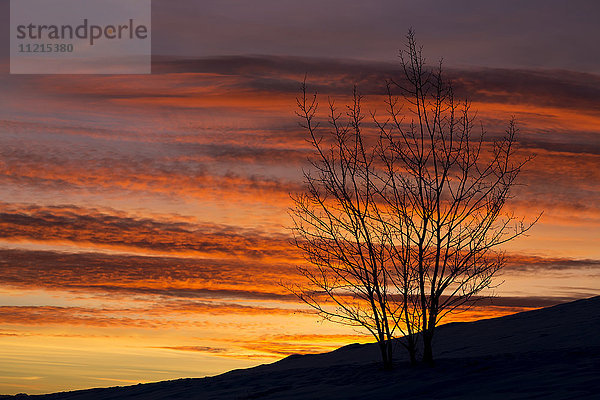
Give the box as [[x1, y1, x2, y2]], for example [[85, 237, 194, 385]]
[[4, 296, 600, 399]]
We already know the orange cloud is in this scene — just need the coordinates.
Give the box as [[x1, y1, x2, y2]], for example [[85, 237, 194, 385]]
[[0, 204, 296, 260]]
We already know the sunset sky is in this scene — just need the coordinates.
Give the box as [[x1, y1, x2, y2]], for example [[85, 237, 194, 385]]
[[1, 0, 599, 395]]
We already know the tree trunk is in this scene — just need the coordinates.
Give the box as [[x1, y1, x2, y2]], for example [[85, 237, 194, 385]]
[[422, 329, 434, 366], [407, 335, 417, 366], [379, 340, 393, 370]]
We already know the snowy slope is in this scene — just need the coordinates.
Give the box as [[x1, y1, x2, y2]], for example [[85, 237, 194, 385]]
[[4, 296, 599, 400]]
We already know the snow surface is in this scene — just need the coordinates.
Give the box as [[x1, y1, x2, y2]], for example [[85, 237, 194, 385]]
[[3, 296, 599, 399]]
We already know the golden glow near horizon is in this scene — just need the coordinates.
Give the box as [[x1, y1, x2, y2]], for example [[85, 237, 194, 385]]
[[0, 61, 599, 395]]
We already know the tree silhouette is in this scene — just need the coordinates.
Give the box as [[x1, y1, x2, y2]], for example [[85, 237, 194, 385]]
[[289, 30, 538, 367], [375, 30, 539, 364], [289, 85, 399, 369]]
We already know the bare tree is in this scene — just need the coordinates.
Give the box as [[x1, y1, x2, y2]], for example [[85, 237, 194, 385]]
[[288, 84, 401, 369], [374, 30, 539, 365], [289, 30, 538, 367]]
